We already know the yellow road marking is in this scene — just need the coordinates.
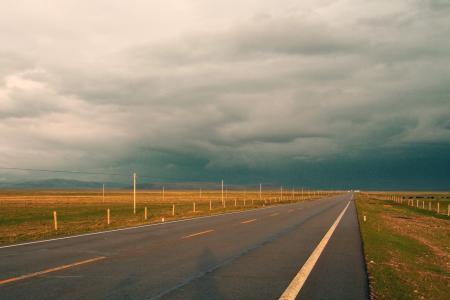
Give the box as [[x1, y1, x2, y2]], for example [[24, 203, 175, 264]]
[[182, 229, 214, 239], [270, 213, 279, 217], [241, 219, 257, 224], [0, 256, 107, 285]]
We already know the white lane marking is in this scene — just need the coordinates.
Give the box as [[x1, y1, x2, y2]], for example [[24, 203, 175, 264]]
[[270, 212, 280, 217], [181, 229, 215, 239], [279, 201, 351, 300], [0, 204, 287, 250]]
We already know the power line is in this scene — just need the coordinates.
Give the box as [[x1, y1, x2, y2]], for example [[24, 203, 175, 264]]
[[0, 166, 283, 187], [0, 166, 127, 177], [0, 166, 217, 183]]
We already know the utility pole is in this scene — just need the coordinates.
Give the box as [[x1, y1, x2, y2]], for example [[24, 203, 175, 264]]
[[221, 180, 224, 207], [259, 183, 262, 203], [133, 172, 136, 214], [281, 186, 283, 202]]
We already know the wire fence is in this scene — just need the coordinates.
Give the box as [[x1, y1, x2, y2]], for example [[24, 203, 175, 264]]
[[0, 166, 341, 245]]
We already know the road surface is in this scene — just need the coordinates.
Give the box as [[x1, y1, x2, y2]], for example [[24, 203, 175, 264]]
[[0, 193, 369, 299]]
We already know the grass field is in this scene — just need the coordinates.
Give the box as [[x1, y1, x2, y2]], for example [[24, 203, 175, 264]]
[[356, 192, 450, 300], [0, 189, 330, 246]]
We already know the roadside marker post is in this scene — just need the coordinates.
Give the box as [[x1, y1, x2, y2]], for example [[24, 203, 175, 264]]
[[144, 207, 148, 220], [53, 211, 58, 231], [172, 204, 175, 216], [429, 202, 431, 210], [193, 202, 196, 213], [437, 202, 440, 214], [107, 208, 110, 225], [209, 199, 212, 211]]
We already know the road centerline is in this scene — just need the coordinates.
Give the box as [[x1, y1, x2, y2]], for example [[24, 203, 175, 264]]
[[0, 256, 107, 285], [181, 229, 215, 239], [241, 218, 257, 224], [279, 201, 351, 300]]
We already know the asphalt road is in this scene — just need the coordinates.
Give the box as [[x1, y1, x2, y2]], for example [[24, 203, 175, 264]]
[[0, 193, 369, 300]]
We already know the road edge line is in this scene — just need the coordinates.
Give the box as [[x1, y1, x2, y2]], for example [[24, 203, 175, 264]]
[[279, 200, 351, 300]]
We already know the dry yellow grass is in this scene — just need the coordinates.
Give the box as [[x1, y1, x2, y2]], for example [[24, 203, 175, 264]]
[[0, 189, 333, 245]]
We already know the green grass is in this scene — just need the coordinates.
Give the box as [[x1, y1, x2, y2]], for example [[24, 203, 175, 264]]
[[356, 194, 450, 299]]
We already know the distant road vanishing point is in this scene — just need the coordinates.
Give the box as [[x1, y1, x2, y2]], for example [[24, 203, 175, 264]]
[[0, 193, 369, 300]]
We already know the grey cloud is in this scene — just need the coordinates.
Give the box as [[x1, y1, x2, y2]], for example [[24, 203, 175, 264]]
[[131, 16, 362, 67], [0, 0, 449, 188]]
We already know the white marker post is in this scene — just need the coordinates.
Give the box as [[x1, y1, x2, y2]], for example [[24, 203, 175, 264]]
[[102, 184, 105, 203], [172, 204, 175, 216], [107, 208, 110, 225], [144, 207, 148, 220], [133, 172, 136, 214], [193, 202, 196, 213], [53, 211, 58, 231]]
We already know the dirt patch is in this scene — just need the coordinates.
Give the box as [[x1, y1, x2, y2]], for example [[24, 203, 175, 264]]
[[382, 213, 450, 272]]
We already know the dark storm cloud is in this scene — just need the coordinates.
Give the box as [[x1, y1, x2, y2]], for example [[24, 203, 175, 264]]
[[0, 0, 449, 188]]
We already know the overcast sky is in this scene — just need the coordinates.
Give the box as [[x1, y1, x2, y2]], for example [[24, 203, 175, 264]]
[[1, 0, 449, 189]]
